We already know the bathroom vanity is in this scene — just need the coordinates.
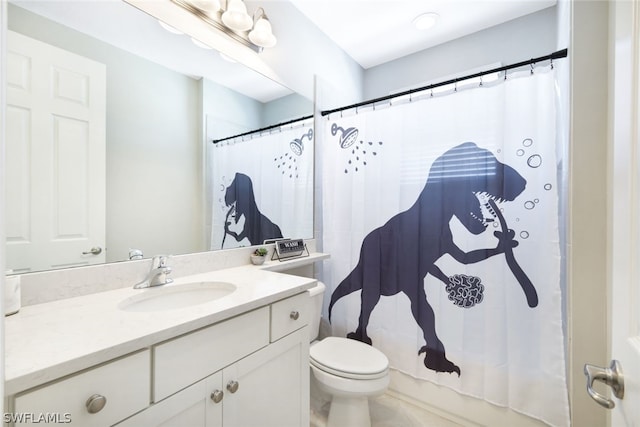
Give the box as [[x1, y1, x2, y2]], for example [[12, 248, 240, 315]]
[[4, 253, 328, 427]]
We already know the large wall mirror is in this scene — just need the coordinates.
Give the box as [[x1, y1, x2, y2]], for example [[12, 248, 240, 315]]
[[5, 0, 314, 274]]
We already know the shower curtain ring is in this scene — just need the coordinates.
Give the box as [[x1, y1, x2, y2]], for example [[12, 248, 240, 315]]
[[479, 76, 483, 87], [550, 58, 554, 69], [530, 62, 535, 74], [430, 89, 434, 98]]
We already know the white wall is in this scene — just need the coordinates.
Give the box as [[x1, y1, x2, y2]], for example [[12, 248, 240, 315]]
[[0, 0, 7, 406], [363, 6, 558, 99], [252, 0, 364, 106]]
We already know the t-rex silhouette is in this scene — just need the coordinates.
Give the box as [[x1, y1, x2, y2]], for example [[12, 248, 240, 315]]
[[223, 172, 283, 246], [328, 142, 532, 376]]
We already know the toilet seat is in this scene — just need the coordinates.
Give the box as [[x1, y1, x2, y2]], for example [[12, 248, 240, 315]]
[[310, 337, 389, 380]]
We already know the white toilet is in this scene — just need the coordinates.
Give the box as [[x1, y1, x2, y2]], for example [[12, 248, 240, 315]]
[[307, 281, 390, 427]]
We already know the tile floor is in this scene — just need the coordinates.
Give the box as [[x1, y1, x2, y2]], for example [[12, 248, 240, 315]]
[[310, 392, 463, 427]]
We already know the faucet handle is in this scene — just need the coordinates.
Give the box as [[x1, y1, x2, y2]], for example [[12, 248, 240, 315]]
[[153, 255, 172, 268]]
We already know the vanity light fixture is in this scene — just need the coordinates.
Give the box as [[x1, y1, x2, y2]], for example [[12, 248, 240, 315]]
[[248, 8, 277, 48], [170, 0, 277, 52], [413, 12, 440, 31]]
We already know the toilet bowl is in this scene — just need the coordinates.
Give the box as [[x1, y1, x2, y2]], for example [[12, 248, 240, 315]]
[[308, 282, 390, 427]]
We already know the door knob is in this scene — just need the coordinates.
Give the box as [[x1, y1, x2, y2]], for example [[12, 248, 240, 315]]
[[82, 247, 102, 255], [584, 359, 624, 409]]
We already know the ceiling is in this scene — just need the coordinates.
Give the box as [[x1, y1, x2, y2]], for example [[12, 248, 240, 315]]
[[10, 0, 557, 102], [289, 0, 556, 69]]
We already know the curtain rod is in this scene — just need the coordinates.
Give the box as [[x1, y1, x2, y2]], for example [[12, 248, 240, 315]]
[[321, 48, 568, 117], [211, 114, 314, 144]]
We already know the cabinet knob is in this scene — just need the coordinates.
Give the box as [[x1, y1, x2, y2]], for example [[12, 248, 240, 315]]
[[290, 311, 300, 320], [210, 390, 224, 403], [226, 380, 239, 393], [85, 394, 107, 414]]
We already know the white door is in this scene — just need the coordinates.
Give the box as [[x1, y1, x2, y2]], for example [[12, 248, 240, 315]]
[[5, 31, 106, 272], [610, 1, 640, 424], [585, 1, 640, 425]]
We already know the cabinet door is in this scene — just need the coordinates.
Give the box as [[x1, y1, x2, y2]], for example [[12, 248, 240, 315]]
[[223, 328, 309, 427], [115, 371, 223, 427]]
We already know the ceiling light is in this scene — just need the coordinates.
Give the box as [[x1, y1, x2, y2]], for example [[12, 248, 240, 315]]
[[248, 8, 276, 48], [413, 13, 439, 31], [222, 0, 253, 31]]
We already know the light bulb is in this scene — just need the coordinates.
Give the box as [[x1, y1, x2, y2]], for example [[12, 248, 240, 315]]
[[248, 17, 277, 48], [222, 0, 253, 31], [189, 0, 221, 14]]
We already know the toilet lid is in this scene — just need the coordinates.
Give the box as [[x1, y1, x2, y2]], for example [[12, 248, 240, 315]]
[[310, 337, 389, 378]]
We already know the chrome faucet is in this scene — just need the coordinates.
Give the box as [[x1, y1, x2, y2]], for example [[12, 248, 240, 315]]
[[134, 255, 173, 289]]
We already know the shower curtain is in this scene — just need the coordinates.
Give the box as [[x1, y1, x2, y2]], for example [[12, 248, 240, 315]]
[[322, 68, 570, 426], [209, 119, 314, 249]]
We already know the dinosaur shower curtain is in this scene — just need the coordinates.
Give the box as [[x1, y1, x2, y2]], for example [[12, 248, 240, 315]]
[[322, 68, 570, 426], [209, 118, 314, 249]]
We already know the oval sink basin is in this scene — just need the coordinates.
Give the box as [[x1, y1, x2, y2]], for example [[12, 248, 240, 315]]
[[118, 281, 237, 312]]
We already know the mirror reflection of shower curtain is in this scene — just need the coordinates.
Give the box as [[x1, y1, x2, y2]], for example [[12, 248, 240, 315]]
[[208, 118, 314, 249], [322, 68, 569, 426]]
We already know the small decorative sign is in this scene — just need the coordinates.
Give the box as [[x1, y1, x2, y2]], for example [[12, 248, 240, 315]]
[[273, 239, 308, 261]]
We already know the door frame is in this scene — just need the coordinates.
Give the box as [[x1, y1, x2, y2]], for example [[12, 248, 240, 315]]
[[568, 1, 609, 426]]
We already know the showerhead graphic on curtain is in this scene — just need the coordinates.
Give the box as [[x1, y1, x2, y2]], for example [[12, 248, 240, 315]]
[[276, 128, 314, 178], [222, 172, 283, 247], [331, 123, 383, 173], [328, 142, 537, 376]]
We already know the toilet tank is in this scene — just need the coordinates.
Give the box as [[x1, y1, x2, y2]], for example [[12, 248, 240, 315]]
[[307, 281, 326, 342]]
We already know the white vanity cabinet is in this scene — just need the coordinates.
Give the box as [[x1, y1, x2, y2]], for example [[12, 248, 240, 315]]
[[11, 350, 150, 427], [4, 268, 317, 427], [115, 293, 310, 427]]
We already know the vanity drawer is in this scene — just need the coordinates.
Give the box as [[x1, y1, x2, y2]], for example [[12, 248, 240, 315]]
[[270, 292, 309, 342], [13, 350, 150, 427], [154, 307, 269, 402]]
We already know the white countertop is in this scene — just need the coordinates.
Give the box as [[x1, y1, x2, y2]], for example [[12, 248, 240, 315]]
[[4, 253, 329, 396]]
